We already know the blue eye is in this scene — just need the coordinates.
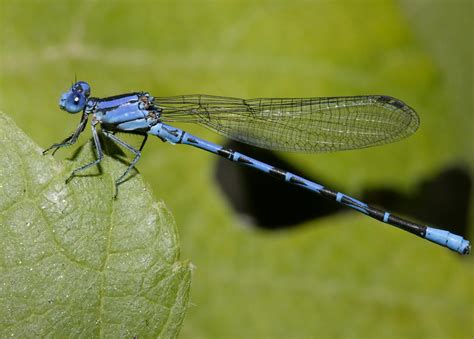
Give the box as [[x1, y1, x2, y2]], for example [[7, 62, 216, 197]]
[[61, 93, 86, 113], [59, 81, 91, 113], [73, 81, 90, 96]]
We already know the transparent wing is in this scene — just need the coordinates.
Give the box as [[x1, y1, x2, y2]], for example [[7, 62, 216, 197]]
[[154, 94, 419, 153]]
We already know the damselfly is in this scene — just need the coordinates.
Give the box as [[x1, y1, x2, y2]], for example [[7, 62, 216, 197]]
[[44, 81, 471, 255]]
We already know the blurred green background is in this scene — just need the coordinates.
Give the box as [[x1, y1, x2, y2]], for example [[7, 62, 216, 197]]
[[1, 0, 473, 338]]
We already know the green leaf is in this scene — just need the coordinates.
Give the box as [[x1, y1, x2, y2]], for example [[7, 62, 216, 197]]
[[1, 1, 473, 338], [0, 112, 192, 338]]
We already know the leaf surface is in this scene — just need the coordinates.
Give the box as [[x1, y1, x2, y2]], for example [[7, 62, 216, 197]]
[[0, 112, 192, 338]]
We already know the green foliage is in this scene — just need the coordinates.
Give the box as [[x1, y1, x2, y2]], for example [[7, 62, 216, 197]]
[[0, 112, 192, 337], [0, 1, 473, 338]]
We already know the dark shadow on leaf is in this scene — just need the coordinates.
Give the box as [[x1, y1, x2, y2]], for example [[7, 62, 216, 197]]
[[214, 140, 343, 229], [65, 140, 104, 178], [65, 134, 141, 182], [363, 165, 471, 238], [215, 140, 471, 238]]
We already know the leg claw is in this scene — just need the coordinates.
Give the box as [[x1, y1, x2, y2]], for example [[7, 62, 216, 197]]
[[65, 174, 75, 184]]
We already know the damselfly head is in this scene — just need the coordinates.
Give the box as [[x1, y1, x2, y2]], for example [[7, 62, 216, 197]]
[[59, 81, 91, 113]]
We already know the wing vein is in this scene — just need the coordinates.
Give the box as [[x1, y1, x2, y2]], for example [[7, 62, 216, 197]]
[[154, 95, 419, 152]]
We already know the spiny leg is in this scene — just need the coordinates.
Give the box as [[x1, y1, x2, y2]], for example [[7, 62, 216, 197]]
[[65, 122, 103, 183], [43, 113, 88, 156], [102, 130, 147, 197]]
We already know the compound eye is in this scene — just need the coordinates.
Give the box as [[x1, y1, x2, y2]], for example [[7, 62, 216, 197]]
[[73, 81, 91, 97], [60, 81, 90, 113], [62, 93, 86, 113]]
